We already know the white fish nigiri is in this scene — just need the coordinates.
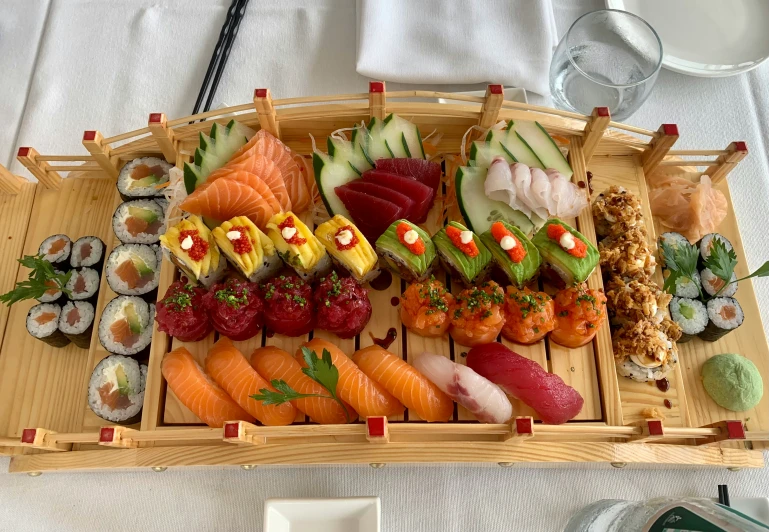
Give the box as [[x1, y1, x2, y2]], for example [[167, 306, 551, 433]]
[[485, 157, 526, 216], [413, 352, 513, 424]]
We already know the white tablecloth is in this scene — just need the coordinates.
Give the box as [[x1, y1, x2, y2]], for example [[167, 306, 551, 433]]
[[1, 1, 769, 530]]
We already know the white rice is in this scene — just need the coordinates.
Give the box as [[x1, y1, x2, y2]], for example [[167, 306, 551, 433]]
[[36, 271, 64, 303], [699, 233, 733, 262], [70, 236, 104, 268], [88, 355, 147, 423], [98, 296, 155, 356], [669, 297, 708, 336], [117, 157, 172, 198], [65, 267, 100, 300], [706, 297, 743, 330], [112, 199, 166, 244], [106, 244, 160, 295], [58, 301, 95, 335], [38, 234, 71, 264], [673, 270, 701, 298], [26, 303, 61, 338]]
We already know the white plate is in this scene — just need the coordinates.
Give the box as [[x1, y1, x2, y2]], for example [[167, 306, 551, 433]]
[[264, 497, 381, 532], [606, 0, 769, 77]]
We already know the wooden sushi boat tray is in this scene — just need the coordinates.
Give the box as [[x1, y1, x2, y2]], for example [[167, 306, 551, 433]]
[[1, 83, 767, 474]]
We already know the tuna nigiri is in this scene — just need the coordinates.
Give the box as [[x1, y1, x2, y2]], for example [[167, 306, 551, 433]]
[[413, 352, 513, 424], [352, 345, 454, 422], [162, 347, 254, 428], [208, 156, 291, 212], [250, 346, 356, 424], [205, 337, 296, 426], [180, 178, 276, 228], [466, 342, 584, 424], [296, 339, 404, 418]]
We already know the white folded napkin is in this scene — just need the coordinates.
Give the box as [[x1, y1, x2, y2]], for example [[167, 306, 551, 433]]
[[356, 0, 558, 95]]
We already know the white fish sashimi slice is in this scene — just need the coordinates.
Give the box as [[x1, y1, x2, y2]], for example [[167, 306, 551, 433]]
[[413, 352, 513, 424], [528, 167, 553, 220], [485, 157, 529, 216], [547, 168, 588, 218], [511, 163, 543, 219]]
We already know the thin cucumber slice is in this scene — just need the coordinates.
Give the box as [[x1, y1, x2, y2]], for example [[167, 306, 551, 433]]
[[313, 152, 357, 217], [512, 120, 572, 178], [327, 136, 373, 175]]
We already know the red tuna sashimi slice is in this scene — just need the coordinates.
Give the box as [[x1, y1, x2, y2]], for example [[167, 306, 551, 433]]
[[375, 158, 442, 194], [466, 342, 584, 424], [340, 180, 417, 220], [361, 170, 434, 223], [335, 187, 406, 242]]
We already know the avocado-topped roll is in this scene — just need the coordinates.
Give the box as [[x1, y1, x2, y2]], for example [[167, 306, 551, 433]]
[[531, 219, 598, 285], [480, 221, 541, 288], [315, 215, 380, 283], [266, 211, 331, 282], [433, 222, 491, 286], [212, 216, 282, 284], [159, 215, 225, 288], [376, 220, 436, 283]]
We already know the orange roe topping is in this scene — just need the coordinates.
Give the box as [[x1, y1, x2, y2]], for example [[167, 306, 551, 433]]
[[333, 225, 359, 251], [179, 229, 209, 261], [277, 216, 307, 245], [547, 224, 587, 258], [490, 221, 526, 263], [396, 222, 426, 255], [445, 225, 479, 257], [229, 226, 252, 255]]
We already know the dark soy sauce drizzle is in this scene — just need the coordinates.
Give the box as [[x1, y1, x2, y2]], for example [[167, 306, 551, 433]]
[[370, 328, 397, 349]]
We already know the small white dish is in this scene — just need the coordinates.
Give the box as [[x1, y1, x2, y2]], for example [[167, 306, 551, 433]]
[[607, 0, 769, 77], [264, 497, 381, 532], [437, 87, 528, 104]]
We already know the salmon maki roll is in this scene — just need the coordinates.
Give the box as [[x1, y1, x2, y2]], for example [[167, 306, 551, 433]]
[[250, 346, 356, 424], [162, 347, 254, 428], [296, 339, 404, 418], [352, 345, 454, 422], [205, 338, 296, 426], [180, 178, 277, 229]]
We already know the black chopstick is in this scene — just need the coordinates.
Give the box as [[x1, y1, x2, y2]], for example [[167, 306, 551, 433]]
[[718, 484, 731, 507], [202, 0, 250, 114], [193, 0, 240, 116]]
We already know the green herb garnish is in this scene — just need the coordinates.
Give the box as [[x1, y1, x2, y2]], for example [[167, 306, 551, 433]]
[[250, 347, 351, 422], [0, 255, 72, 306], [215, 286, 249, 309], [660, 239, 702, 298]]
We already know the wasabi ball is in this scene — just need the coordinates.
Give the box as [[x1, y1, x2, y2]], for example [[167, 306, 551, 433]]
[[701, 354, 763, 412]]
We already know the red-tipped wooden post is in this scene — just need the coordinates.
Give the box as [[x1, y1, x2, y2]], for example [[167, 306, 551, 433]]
[[365, 416, 389, 443], [147, 113, 177, 163], [641, 124, 679, 175], [582, 107, 611, 164], [629, 419, 665, 443], [16, 147, 62, 190], [504, 416, 534, 442], [368, 81, 386, 120], [97, 426, 138, 448], [222, 420, 265, 446], [697, 420, 746, 447], [477, 84, 504, 132], [254, 88, 280, 138], [708, 141, 748, 185], [82, 130, 119, 179], [0, 164, 27, 195], [19, 428, 70, 452]]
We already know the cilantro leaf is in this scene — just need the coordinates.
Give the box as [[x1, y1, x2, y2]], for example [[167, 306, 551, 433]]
[[659, 240, 700, 297], [704, 237, 737, 283], [0, 255, 72, 306], [714, 260, 769, 297]]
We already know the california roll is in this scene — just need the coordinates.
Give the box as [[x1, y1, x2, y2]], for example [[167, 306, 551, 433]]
[[106, 244, 160, 297], [117, 157, 171, 200], [88, 355, 147, 424], [98, 296, 155, 356], [113, 199, 166, 244]]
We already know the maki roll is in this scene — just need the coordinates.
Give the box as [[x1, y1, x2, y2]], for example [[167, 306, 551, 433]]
[[36, 268, 67, 303], [58, 300, 95, 349], [88, 355, 147, 425], [98, 296, 155, 356], [117, 157, 172, 200], [613, 320, 680, 383], [375, 220, 436, 283], [700, 297, 743, 342], [266, 212, 331, 282], [155, 281, 212, 342], [112, 199, 166, 244], [106, 244, 160, 297], [70, 236, 105, 269], [314, 215, 380, 284], [432, 221, 492, 286], [159, 215, 226, 288], [698, 233, 733, 267], [531, 219, 599, 285], [669, 297, 707, 343], [65, 267, 100, 303], [591, 186, 644, 239], [480, 221, 541, 288], [212, 216, 282, 284], [667, 269, 701, 298], [203, 278, 263, 341], [38, 234, 71, 265], [658, 232, 689, 267], [700, 267, 737, 298], [26, 303, 69, 348], [598, 226, 656, 280]]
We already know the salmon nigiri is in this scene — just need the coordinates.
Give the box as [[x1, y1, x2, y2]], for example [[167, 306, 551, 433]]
[[296, 339, 404, 418], [352, 345, 454, 422], [180, 177, 275, 228], [250, 346, 356, 424], [205, 337, 296, 426], [230, 130, 312, 213], [208, 156, 291, 212], [162, 347, 254, 428]]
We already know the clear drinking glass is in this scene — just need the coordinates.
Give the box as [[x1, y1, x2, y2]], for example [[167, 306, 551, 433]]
[[550, 9, 663, 121]]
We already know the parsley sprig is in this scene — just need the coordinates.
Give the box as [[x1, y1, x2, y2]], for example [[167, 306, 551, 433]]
[[705, 238, 769, 297], [0, 255, 72, 306], [250, 347, 351, 422], [660, 239, 702, 298]]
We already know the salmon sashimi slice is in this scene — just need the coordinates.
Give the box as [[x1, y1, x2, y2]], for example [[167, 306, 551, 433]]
[[109, 318, 139, 348], [352, 345, 454, 422], [209, 156, 292, 212], [205, 338, 296, 426], [35, 312, 58, 325], [162, 347, 254, 428], [250, 346, 356, 424], [297, 339, 404, 418], [180, 178, 275, 229], [229, 130, 312, 213], [205, 168, 283, 214]]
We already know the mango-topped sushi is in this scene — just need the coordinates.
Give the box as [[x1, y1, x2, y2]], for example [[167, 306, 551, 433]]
[[531, 219, 598, 285], [212, 216, 281, 283], [159, 215, 225, 288], [480, 221, 541, 288], [266, 212, 331, 281], [315, 215, 379, 283], [432, 222, 491, 286]]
